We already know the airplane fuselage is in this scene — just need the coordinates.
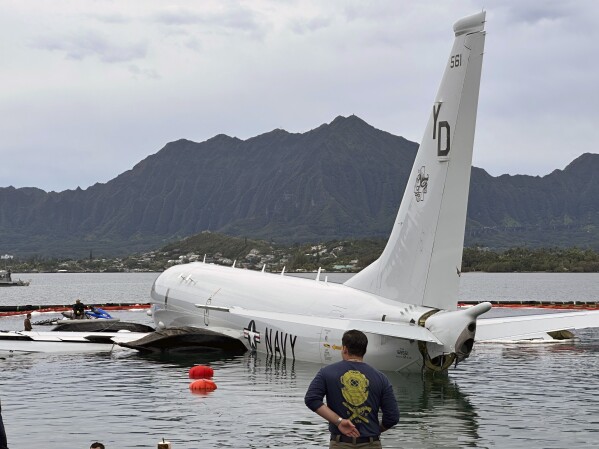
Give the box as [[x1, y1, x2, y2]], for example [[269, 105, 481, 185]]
[[151, 263, 437, 371]]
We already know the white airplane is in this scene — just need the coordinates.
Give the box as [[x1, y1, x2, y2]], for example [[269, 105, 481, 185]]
[[148, 11, 599, 372]]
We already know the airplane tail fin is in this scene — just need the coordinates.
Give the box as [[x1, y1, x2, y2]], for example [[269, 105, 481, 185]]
[[345, 12, 486, 311]]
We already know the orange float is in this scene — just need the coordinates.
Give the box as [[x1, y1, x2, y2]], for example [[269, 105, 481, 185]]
[[189, 379, 217, 393], [189, 365, 214, 379]]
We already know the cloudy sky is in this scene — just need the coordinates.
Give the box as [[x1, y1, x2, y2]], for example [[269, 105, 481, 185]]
[[1, 0, 598, 192]]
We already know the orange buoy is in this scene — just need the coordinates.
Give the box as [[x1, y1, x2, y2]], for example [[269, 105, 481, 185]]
[[189, 379, 217, 393], [189, 365, 214, 379]]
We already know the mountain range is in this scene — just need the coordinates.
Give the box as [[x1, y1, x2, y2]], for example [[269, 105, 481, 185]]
[[1, 115, 598, 257]]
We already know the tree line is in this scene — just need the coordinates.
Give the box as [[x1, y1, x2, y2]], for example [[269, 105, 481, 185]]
[[5, 231, 599, 273], [461, 247, 599, 273]]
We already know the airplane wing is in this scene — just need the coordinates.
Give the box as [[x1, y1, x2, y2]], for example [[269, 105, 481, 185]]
[[196, 304, 442, 344], [22, 331, 149, 344], [475, 310, 599, 341]]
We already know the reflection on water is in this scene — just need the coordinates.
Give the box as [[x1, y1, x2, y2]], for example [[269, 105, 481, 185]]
[[1, 273, 598, 448], [453, 328, 599, 449], [0, 349, 479, 449], [1, 333, 599, 449], [388, 373, 479, 449]]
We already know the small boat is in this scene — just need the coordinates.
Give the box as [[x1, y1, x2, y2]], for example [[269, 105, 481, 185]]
[[34, 308, 154, 333], [0, 303, 155, 352], [51, 317, 121, 326], [0, 270, 30, 287], [51, 319, 154, 333], [85, 307, 113, 320], [60, 307, 115, 321]]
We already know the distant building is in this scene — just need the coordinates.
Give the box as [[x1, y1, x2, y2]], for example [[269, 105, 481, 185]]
[[332, 264, 354, 271]]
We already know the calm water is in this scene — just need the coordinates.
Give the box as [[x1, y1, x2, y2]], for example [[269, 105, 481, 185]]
[[1, 272, 598, 448]]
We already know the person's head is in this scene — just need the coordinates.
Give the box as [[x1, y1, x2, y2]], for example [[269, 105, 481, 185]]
[[342, 329, 368, 358], [90, 443, 105, 449], [26, 313, 31, 319], [76, 299, 81, 304]]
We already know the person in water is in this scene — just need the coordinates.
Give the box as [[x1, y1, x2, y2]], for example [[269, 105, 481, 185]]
[[0, 398, 8, 449], [305, 329, 399, 448], [90, 443, 105, 449], [24, 313, 32, 331], [72, 299, 85, 319]]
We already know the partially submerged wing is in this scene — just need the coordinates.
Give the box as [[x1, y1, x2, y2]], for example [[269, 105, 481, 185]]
[[476, 311, 599, 341], [16, 331, 148, 345], [0, 331, 150, 354], [196, 304, 442, 344]]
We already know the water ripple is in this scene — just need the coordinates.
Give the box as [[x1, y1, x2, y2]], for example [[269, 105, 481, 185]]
[[1, 273, 598, 448]]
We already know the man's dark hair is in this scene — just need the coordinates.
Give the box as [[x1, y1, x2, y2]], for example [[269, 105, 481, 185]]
[[90, 443, 105, 449], [342, 329, 368, 357]]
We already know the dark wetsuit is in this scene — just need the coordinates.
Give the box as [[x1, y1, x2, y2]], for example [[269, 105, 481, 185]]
[[305, 360, 399, 441], [73, 302, 85, 319]]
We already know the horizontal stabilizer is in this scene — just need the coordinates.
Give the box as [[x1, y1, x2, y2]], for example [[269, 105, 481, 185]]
[[198, 305, 442, 344], [476, 311, 599, 341]]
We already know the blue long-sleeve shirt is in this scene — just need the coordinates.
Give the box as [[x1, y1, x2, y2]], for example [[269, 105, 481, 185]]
[[304, 360, 399, 437]]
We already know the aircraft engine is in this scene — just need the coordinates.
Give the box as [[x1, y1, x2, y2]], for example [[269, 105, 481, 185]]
[[418, 302, 491, 371]]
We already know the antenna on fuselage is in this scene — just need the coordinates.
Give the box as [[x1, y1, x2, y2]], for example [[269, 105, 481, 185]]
[[203, 254, 206, 263], [232, 260, 236, 268], [208, 288, 221, 301], [315, 267, 321, 281], [281, 266, 286, 276], [261, 264, 266, 273]]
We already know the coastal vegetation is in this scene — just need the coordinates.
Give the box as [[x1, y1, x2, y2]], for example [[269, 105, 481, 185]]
[[4, 232, 599, 273], [461, 246, 599, 273]]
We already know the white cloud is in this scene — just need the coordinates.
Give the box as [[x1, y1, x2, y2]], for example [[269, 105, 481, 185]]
[[289, 16, 332, 35], [151, 4, 269, 39], [0, 0, 598, 191], [128, 64, 161, 80], [34, 29, 148, 63]]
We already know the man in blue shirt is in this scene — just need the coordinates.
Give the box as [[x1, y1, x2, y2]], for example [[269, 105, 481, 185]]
[[305, 329, 399, 447]]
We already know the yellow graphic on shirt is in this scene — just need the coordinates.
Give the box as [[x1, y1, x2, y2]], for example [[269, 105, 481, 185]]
[[340, 370, 372, 424]]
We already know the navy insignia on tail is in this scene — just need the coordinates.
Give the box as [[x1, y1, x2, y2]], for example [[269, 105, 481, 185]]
[[414, 166, 429, 202]]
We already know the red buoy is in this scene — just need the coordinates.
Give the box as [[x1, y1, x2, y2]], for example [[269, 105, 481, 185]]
[[189, 365, 214, 379], [189, 379, 217, 393]]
